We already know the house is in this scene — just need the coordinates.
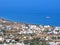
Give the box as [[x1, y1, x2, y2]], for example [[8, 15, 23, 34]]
[[0, 32, 4, 44]]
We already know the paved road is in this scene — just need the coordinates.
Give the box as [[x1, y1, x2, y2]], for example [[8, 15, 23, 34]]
[[0, 43, 25, 45]]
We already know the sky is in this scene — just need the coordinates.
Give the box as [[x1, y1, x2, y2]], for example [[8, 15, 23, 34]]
[[0, 0, 60, 26]]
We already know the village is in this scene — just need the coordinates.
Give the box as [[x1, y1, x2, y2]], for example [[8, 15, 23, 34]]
[[0, 18, 60, 45]]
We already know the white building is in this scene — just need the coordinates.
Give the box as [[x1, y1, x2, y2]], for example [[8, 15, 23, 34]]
[[49, 42, 60, 45]]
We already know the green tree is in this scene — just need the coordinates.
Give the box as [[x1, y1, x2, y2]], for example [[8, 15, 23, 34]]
[[30, 38, 39, 45]]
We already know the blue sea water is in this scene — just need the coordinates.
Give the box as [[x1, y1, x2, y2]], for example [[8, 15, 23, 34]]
[[0, 0, 60, 26]]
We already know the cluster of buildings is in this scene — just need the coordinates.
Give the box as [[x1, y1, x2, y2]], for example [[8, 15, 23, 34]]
[[0, 18, 60, 45]]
